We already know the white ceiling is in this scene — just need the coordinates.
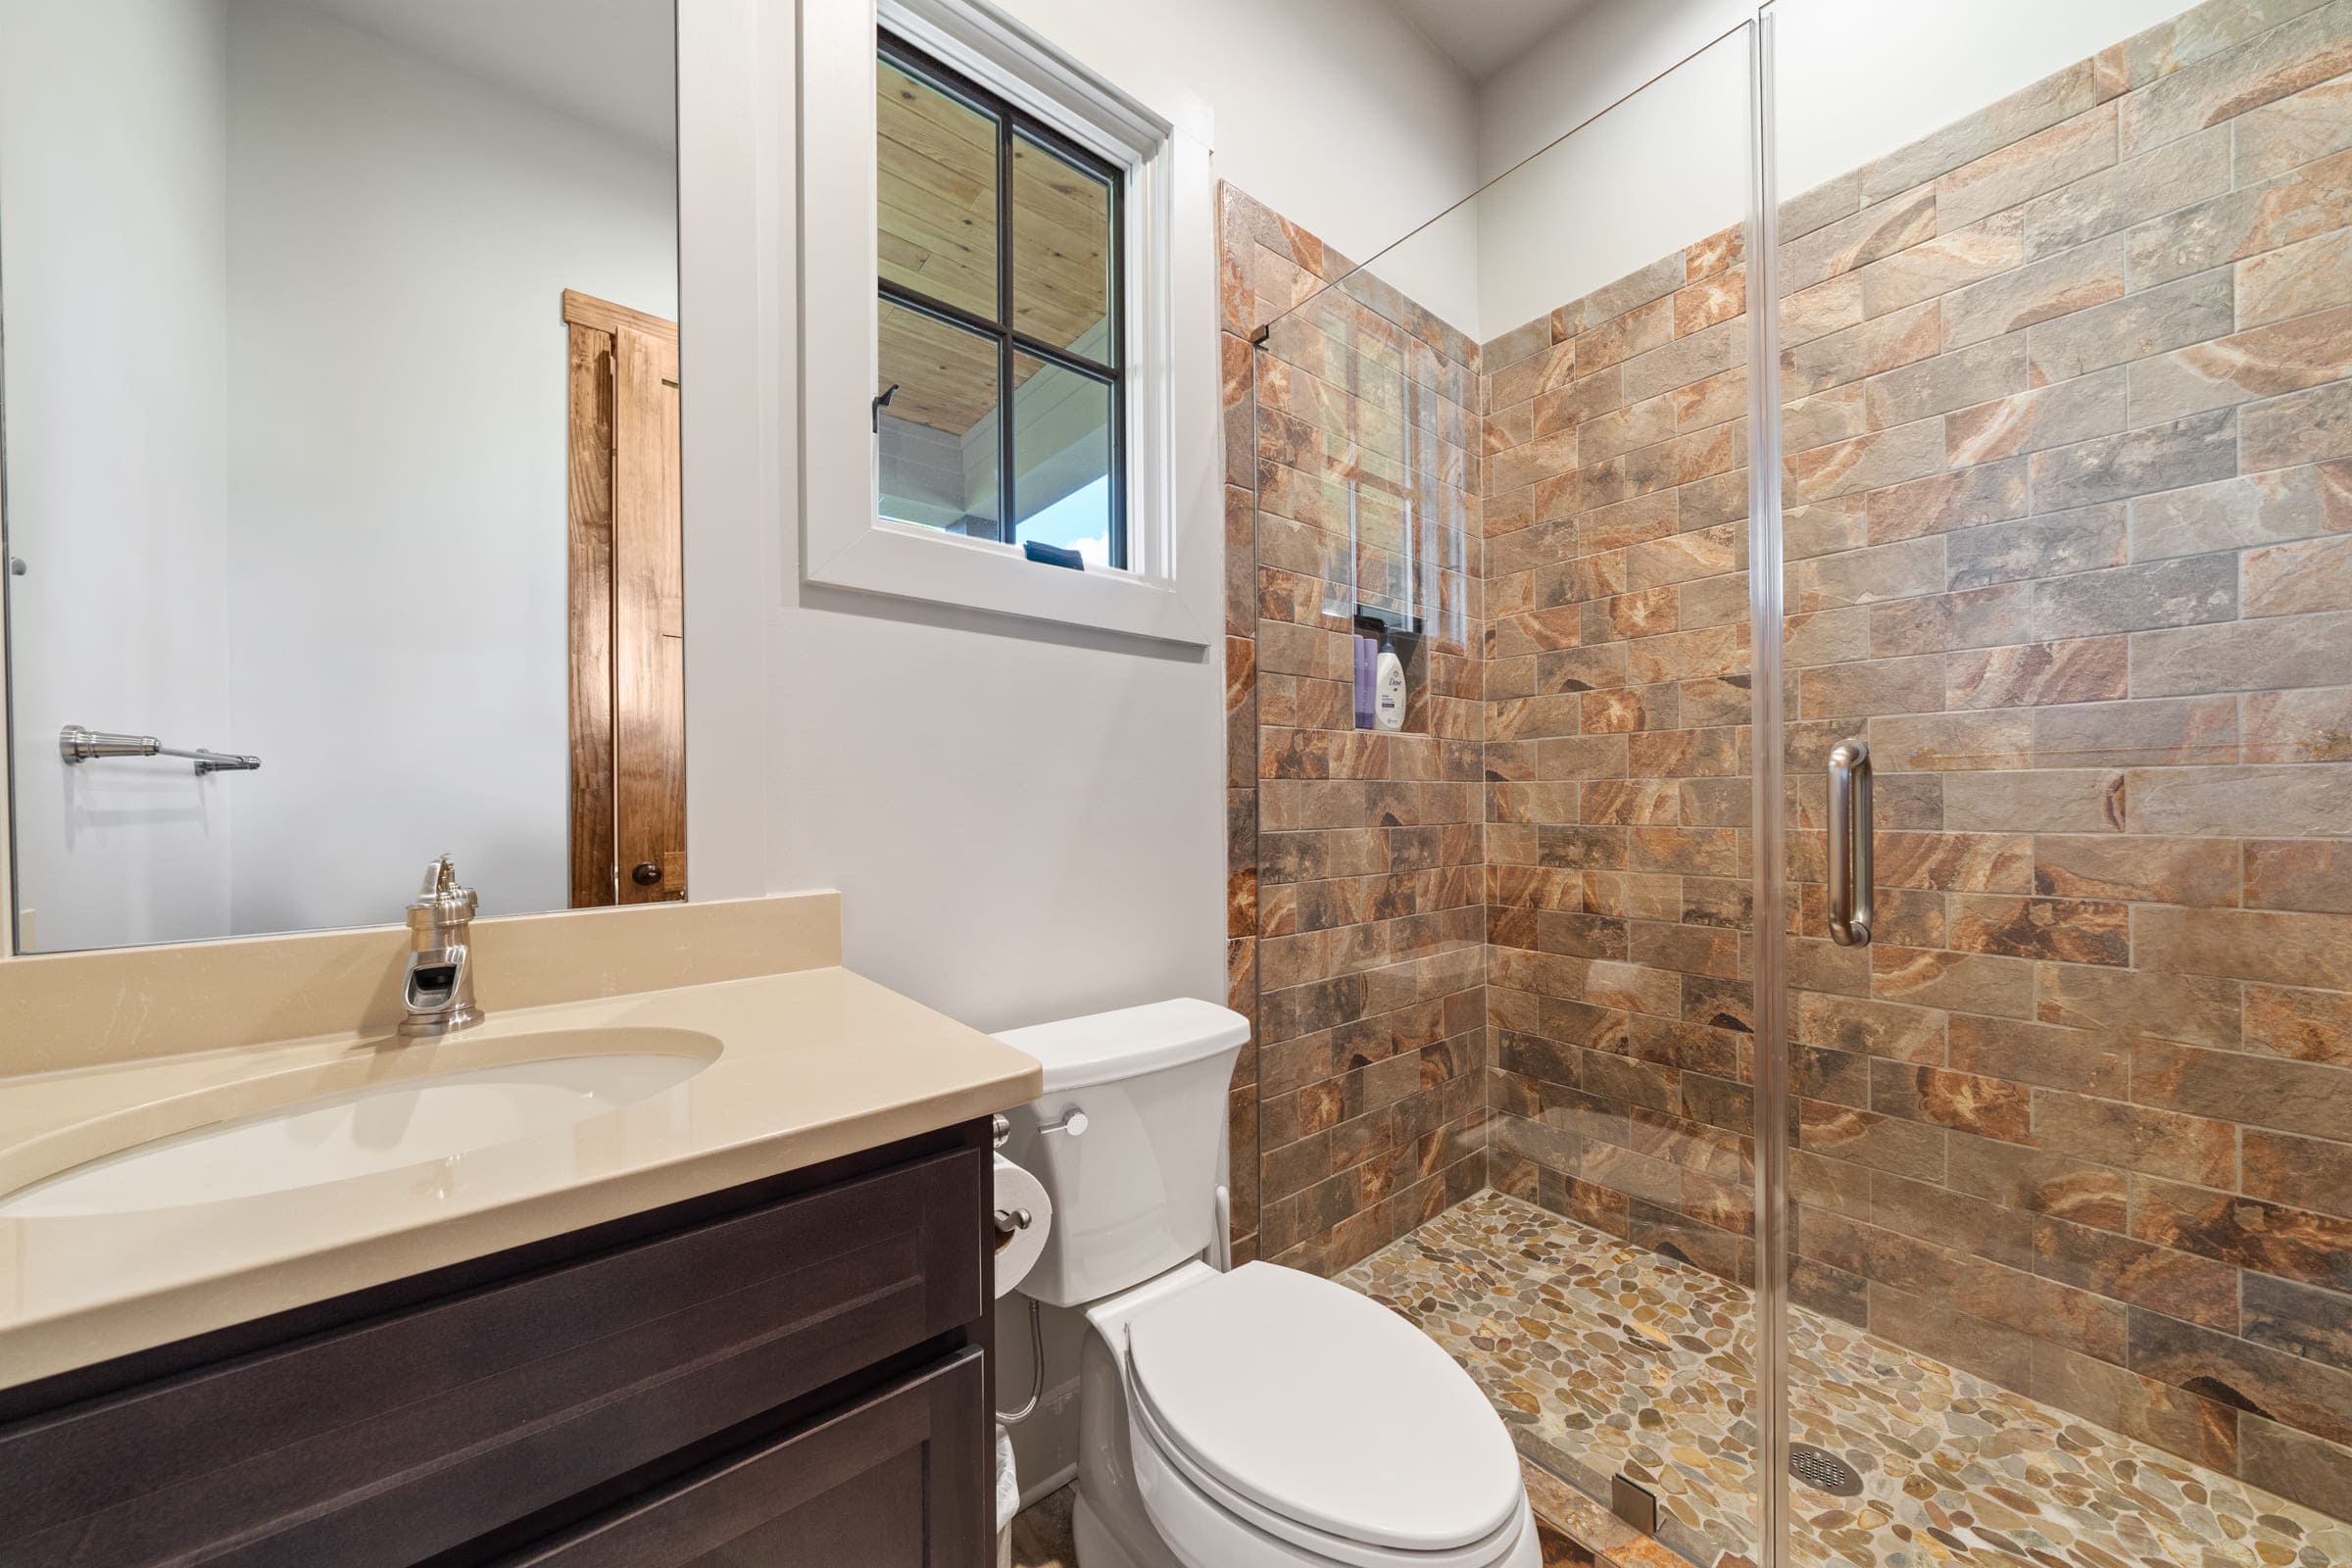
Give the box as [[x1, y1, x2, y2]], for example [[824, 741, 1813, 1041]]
[[292, 0, 675, 151], [1387, 0, 1599, 83]]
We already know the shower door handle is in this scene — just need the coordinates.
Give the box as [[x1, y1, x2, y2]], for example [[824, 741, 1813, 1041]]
[[1828, 739, 1873, 948]]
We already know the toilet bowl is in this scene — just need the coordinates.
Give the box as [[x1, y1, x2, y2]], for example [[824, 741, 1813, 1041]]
[[995, 1001, 1540, 1568]]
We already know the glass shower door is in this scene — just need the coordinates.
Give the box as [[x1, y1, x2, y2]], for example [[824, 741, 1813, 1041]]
[[1767, 1, 2352, 1561]]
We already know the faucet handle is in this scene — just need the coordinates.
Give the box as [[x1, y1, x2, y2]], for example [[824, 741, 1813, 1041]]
[[412, 856, 474, 915]]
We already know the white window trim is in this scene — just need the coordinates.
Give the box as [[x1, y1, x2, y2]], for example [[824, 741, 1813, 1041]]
[[799, 0, 1220, 647]]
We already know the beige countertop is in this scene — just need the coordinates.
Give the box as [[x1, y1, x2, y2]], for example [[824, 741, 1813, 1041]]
[[0, 965, 1043, 1389]]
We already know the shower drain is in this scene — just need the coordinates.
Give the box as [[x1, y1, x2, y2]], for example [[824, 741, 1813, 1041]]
[[1788, 1443, 1863, 1496]]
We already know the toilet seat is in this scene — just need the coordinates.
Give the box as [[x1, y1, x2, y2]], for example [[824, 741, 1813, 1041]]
[[1120, 1262, 1526, 1566]]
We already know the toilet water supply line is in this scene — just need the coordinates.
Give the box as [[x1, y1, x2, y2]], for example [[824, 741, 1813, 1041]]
[[999, 1297, 1046, 1424]]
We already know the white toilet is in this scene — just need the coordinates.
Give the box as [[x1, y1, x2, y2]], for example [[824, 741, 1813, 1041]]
[[997, 1000, 1541, 1568]]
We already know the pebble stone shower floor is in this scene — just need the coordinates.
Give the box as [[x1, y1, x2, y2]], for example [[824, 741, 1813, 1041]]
[[1335, 1191, 2352, 1568]]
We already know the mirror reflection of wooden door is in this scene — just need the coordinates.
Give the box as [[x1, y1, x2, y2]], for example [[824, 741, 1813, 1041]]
[[564, 289, 684, 907]]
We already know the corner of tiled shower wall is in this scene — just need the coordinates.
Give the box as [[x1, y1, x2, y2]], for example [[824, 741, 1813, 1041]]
[[1219, 182, 1492, 1280], [1478, 215, 1758, 1288]]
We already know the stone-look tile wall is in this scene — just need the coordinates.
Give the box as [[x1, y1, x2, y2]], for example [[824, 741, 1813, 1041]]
[[1219, 186, 1491, 1277], [1468, 0, 2352, 1519], [1770, 0, 2352, 1516], [1221, 0, 2352, 1521], [1475, 225, 1761, 1295]]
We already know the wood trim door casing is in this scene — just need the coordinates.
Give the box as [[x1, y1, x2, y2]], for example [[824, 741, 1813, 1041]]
[[565, 289, 685, 908]]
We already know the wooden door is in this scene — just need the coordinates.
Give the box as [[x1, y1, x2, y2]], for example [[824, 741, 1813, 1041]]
[[502, 1352, 990, 1568], [564, 289, 684, 907]]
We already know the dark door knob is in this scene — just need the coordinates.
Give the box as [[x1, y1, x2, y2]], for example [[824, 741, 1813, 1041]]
[[631, 861, 662, 886]]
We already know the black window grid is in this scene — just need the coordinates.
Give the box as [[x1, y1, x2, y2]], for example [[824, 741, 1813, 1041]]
[[877, 33, 1127, 568]]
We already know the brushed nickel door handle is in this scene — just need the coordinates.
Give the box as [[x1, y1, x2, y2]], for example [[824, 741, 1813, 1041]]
[[1828, 739, 1873, 948]]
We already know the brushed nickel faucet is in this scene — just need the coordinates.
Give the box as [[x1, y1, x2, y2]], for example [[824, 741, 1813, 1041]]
[[399, 856, 482, 1036]]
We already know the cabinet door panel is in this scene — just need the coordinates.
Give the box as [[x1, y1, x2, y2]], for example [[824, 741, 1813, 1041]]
[[507, 1350, 988, 1568], [0, 1150, 984, 1567]]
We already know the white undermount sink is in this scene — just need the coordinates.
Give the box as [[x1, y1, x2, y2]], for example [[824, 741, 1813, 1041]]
[[0, 1029, 719, 1219]]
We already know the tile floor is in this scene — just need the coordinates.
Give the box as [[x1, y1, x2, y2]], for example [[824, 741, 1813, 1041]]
[[1337, 1190, 2352, 1568]]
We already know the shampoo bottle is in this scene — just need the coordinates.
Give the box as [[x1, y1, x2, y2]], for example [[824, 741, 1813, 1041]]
[[1373, 641, 1407, 732]]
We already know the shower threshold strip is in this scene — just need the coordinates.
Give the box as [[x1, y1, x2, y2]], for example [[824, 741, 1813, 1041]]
[[1337, 1190, 2351, 1568]]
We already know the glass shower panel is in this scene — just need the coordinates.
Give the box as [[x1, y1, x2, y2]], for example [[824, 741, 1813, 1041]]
[[1228, 26, 1768, 1567], [1770, 1, 2352, 1561]]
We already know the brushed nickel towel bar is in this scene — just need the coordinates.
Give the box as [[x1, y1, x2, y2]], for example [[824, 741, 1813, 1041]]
[[60, 724, 261, 775]]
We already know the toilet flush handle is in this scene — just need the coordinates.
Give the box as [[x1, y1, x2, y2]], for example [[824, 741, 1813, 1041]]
[[1038, 1109, 1089, 1138]]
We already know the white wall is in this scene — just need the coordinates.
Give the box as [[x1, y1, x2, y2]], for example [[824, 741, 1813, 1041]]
[[994, 0, 1480, 269], [1457, 0, 2193, 332], [0, 0, 236, 953], [221, 0, 677, 935]]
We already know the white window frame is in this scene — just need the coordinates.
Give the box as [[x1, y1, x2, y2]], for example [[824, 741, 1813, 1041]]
[[799, 0, 1220, 646]]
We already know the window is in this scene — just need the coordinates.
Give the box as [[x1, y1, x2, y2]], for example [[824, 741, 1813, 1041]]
[[875, 37, 1125, 568], [797, 0, 1217, 645]]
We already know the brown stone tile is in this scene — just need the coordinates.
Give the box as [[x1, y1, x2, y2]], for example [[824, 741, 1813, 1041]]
[[1948, 894, 2131, 965], [2234, 72, 2352, 182], [1945, 505, 2128, 590], [2245, 838, 2352, 913], [2238, 1413, 2352, 1522], [1872, 1060, 2033, 1142], [1871, 583, 2035, 656], [2024, 122, 2232, 258], [2245, 531, 2352, 616], [2034, 1085, 2239, 1185], [1784, 299, 1943, 401], [2130, 304, 2352, 425], [1949, 1133, 2129, 1231], [2036, 960, 2240, 1048], [1862, 59, 2101, 202], [1864, 458, 2032, 545], [2135, 904, 2352, 991], [2243, 1126, 2352, 1219], [1936, 101, 2119, 233], [2132, 1175, 2352, 1293], [2028, 1339, 2241, 1472], [1871, 945, 2035, 1016], [2128, 460, 2352, 560], [2133, 1034, 2352, 1143], [1799, 1099, 1948, 1181], [2126, 148, 2352, 289], [1942, 238, 2125, 350], [2034, 832, 2238, 906], [2127, 762, 2352, 835], [1942, 767, 2124, 832], [2034, 1212, 2241, 1331], [1946, 636, 2129, 710], [2129, 1306, 2352, 1446], [1866, 335, 2032, 429], [2252, 384, 2352, 484], [1947, 1013, 2129, 1097], [2119, 6, 2352, 158], [2034, 694, 2239, 766], [2030, 408, 2240, 514], [1859, 212, 2026, 318]]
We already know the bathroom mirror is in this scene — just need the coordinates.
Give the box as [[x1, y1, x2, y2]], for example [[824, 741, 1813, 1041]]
[[0, 0, 682, 953]]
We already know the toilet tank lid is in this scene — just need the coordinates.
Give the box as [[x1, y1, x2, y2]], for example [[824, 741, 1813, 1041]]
[[995, 999, 1250, 1093]]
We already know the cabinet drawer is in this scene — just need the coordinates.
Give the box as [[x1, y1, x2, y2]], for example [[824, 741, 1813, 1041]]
[[506, 1349, 989, 1568], [0, 1148, 984, 1567]]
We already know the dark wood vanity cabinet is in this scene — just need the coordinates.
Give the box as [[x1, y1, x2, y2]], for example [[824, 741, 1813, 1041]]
[[0, 1122, 997, 1568]]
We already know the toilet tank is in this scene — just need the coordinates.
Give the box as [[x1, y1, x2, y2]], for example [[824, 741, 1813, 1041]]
[[995, 999, 1251, 1307]]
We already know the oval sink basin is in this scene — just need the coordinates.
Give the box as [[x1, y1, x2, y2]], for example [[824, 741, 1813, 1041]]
[[0, 1030, 719, 1218]]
